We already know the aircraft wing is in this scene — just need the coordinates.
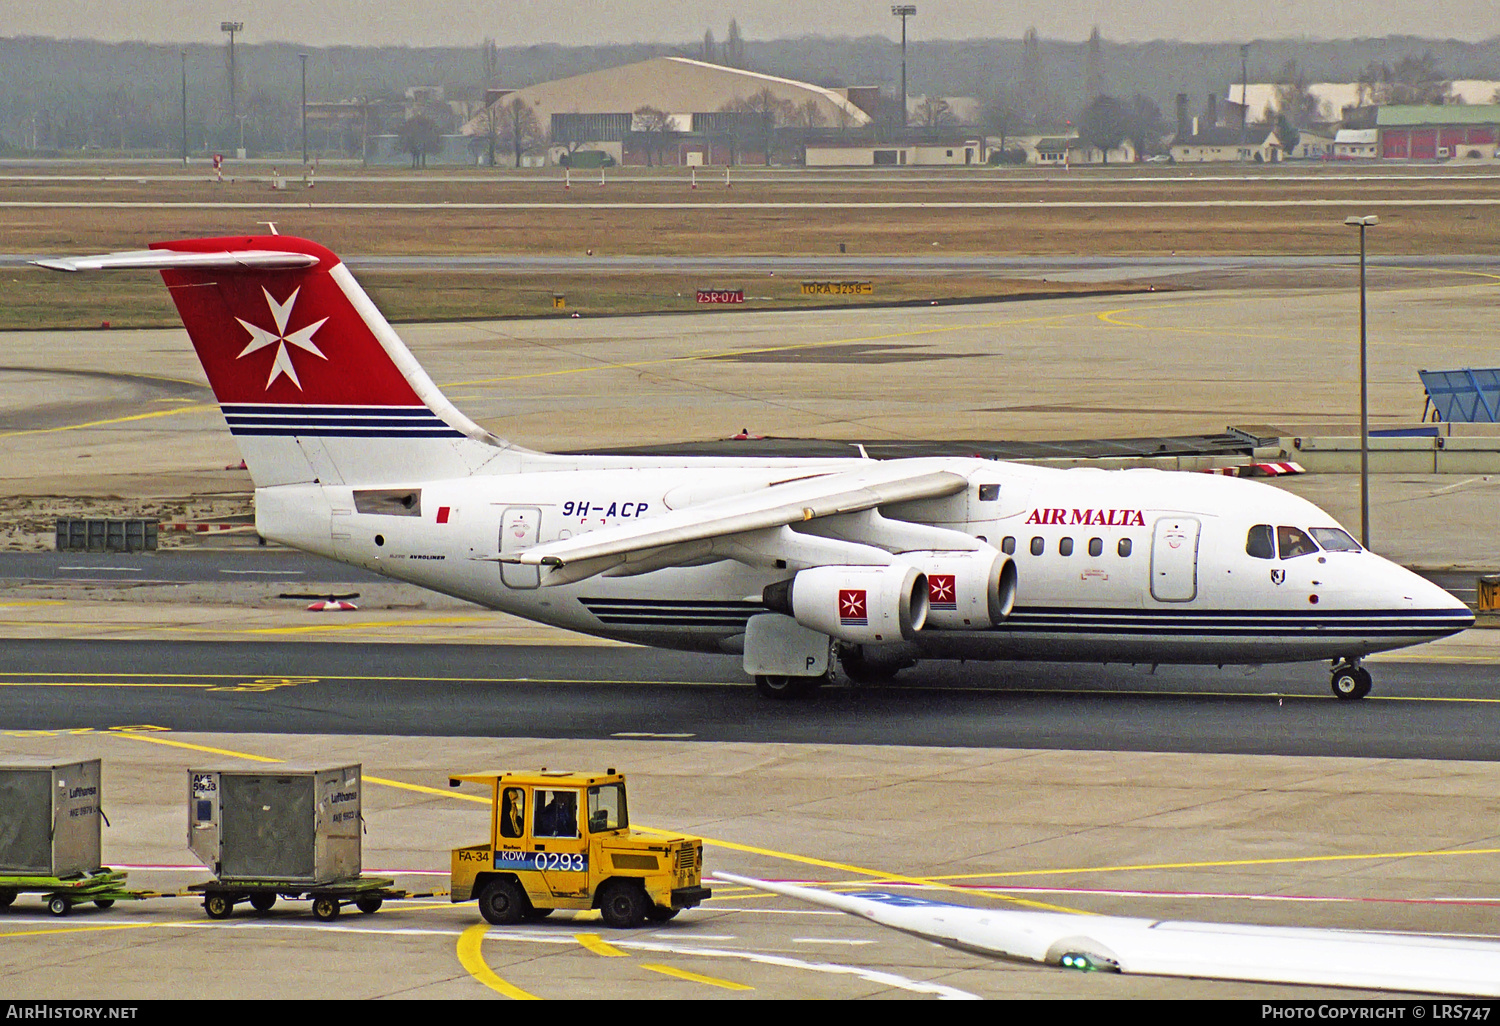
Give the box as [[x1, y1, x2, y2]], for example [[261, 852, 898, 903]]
[[713, 872, 1500, 997], [504, 463, 967, 584]]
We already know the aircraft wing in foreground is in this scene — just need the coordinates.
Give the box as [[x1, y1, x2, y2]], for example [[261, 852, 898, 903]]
[[714, 872, 1500, 997]]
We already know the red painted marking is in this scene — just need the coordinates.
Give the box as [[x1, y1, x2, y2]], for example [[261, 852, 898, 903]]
[[152, 235, 422, 408], [436, 506, 450, 524]]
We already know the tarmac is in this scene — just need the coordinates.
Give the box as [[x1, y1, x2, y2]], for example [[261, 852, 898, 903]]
[[2, 280, 1500, 999]]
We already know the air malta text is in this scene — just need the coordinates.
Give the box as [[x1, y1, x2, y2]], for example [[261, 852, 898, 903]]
[[1025, 508, 1146, 527]]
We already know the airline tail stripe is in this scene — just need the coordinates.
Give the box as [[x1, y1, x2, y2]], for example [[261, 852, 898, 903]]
[[221, 404, 439, 417], [228, 426, 464, 438], [221, 403, 464, 438]]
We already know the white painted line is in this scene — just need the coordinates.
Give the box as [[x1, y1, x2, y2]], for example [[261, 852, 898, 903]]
[[59, 566, 141, 572], [220, 569, 301, 575], [792, 938, 877, 945], [143, 919, 977, 999], [611, 732, 697, 738]]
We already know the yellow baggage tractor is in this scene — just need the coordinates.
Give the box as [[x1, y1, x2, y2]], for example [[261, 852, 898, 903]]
[[448, 768, 710, 928]]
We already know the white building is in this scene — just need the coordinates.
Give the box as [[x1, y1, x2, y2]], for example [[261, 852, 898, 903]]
[[1228, 80, 1500, 120], [1171, 126, 1281, 163], [1333, 128, 1378, 159], [462, 56, 872, 166]]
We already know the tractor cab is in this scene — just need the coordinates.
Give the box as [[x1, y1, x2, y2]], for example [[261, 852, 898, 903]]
[[449, 768, 709, 928]]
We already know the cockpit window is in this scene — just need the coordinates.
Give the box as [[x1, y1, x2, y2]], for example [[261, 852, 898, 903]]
[[1310, 527, 1361, 552], [1245, 524, 1274, 559], [1277, 526, 1319, 559]]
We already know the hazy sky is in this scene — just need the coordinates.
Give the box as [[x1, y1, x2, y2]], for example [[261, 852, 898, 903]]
[[3, 1, 1494, 47]]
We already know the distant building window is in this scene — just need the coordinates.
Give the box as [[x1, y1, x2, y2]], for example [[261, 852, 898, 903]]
[[873, 149, 899, 165]]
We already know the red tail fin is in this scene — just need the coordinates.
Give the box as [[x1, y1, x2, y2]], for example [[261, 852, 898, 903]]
[[153, 235, 424, 407]]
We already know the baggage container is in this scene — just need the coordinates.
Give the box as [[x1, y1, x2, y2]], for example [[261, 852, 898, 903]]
[[188, 765, 361, 884], [0, 759, 103, 877]]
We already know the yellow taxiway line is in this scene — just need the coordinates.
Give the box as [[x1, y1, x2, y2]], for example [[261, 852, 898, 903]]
[[456, 924, 539, 1000]]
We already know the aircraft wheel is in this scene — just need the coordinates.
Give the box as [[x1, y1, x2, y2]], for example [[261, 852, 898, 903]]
[[1331, 665, 1372, 700], [838, 645, 907, 683], [597, 880, 648, 929], [477, 877, 527, 925], [755, 674, 822, 699]]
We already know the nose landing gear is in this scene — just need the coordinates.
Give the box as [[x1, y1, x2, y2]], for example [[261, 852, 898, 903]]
[[1331, 661, 1372, 700]]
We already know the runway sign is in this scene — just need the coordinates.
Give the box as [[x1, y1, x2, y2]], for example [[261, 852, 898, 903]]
[[800, 281, 873, 296]]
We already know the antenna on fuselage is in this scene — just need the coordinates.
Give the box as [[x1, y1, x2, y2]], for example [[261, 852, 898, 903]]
[[257, 221, 280, 235]]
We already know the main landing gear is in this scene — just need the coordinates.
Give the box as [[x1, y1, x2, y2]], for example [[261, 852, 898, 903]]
[[1331, 660, 1372, 701]]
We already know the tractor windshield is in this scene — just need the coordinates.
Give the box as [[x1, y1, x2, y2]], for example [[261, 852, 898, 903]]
[[587, 783, 628, 833]]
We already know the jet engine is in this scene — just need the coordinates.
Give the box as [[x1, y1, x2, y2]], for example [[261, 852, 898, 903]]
[[762, 564, 928, 644], [901, 549, 1017, 630]]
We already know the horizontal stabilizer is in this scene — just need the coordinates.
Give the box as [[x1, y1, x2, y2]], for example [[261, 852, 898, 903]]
[[32, 250, 319, 273]]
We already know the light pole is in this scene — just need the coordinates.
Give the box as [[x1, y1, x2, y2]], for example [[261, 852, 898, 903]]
[[221, 21, 243, 127], [891, 5, 915, 128], [1344, 214, 1379, 548], [299, 53, 309, 166], [180, 50, 188, 166]]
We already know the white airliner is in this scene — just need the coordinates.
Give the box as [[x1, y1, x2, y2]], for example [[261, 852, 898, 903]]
[[38, 235, 1473, 700]]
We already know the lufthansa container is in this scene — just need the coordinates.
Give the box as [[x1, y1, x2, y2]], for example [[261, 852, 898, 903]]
[[0, 759, 103, 877], [188, 765, 361, 884]]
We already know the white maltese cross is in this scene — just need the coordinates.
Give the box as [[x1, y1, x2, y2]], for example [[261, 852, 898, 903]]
[[234, 286, 329, 390]]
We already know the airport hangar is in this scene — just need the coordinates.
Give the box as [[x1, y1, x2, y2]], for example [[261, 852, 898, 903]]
[[460, 55, 876, 167]]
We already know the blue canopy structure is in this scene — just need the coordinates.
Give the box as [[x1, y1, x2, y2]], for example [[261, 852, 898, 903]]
[[1419, 368, 1500, 423]]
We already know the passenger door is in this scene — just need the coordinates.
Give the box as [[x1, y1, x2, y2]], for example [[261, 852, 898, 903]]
[[1150, 517, 1201, 602], [499, 506, 541, 589]]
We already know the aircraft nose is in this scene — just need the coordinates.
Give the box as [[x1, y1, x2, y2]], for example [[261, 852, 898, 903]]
[[1395, 564, 1475, 633]]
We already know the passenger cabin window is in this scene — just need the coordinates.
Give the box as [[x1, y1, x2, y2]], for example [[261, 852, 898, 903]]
[[1310, 527, 1361, 552], [1277, 526, 1319, 560], [1088, 537, 1103, 557], [1058, 537, 1074, 556], [533, 788, 579, 839], [1030, 537, 1045, 556], [500, 787, 525, 839], [1246, 524, 1275, 559], [978, 484, 1000, 501], [1001, 536, 1016, 555], [1118, 538, 1132, 557]]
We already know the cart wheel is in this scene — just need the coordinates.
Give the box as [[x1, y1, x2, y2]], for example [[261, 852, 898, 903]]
[[204, 893, 234, 920], [93, 899, 115, 910], [47, 896, 70, 917], [0, 890, 15, 909], [355, 896, 383, 914], [311, 896, 340, 921], [249, 893, 276, 913]]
